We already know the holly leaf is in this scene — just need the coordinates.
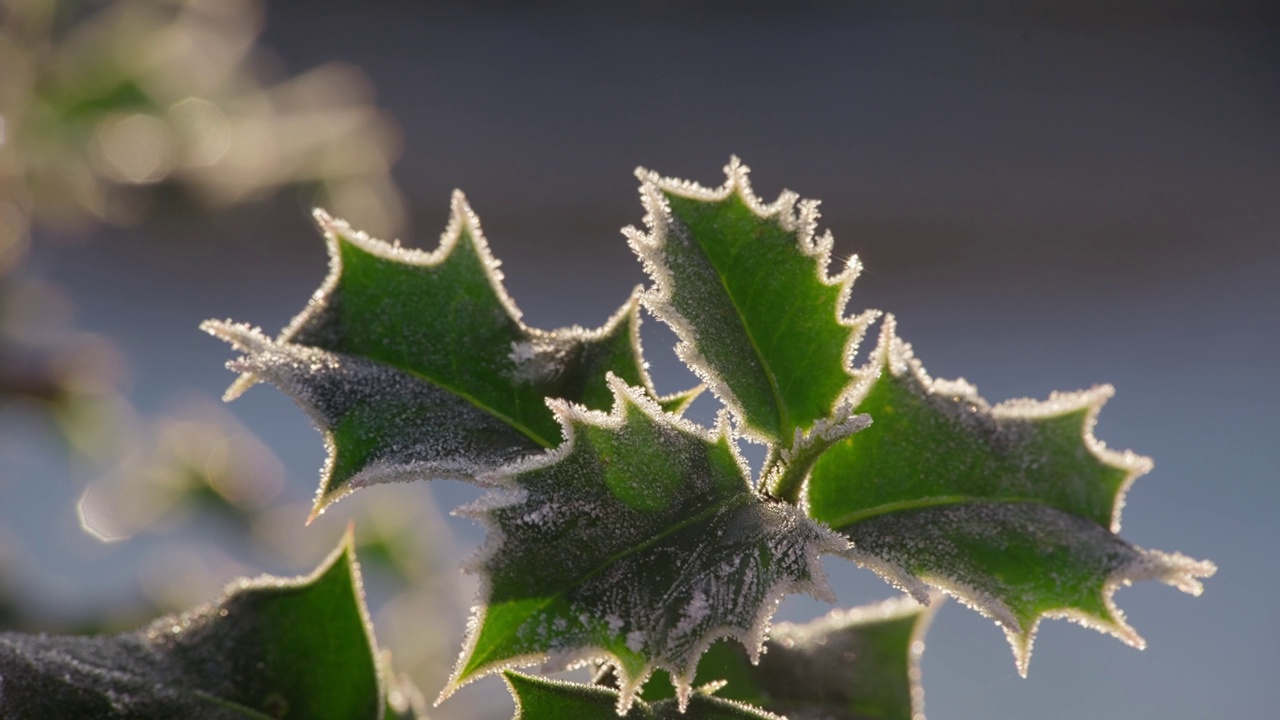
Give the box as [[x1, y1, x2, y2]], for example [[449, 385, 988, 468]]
[[625, 594, 938, 720], [504, 671, 780, 720], [203, 195, 698, 518], [627, 158, 875, 453], [805, 315, 1217, 674], [0, 529, 382, 719], [443, 375, 847, 713]]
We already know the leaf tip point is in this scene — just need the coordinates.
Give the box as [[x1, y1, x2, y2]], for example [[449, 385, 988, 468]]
[[311, 206, 334, 225], [312, 206, 351, 241], [306, 497, 332, 526]]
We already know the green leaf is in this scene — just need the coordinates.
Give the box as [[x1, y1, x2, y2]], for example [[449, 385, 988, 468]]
[[504, 671, 781, 720], [0, 529, 381, 719], [629, 595, 938, 720], [203, 196, 698, 518], [805, 315, 1217, 674], [444, 376, 846, 713], [627, 158, 875, 452]]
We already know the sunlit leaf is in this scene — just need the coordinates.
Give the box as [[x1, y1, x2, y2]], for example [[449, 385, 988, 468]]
[[628, 158, 874, 459], [204, 196, 698, 517], [445, 376, 846, 713], [806, 316, 1216, 674]]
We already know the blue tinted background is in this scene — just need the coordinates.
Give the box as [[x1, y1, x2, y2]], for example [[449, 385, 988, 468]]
[[7, 2, 1278, 718]]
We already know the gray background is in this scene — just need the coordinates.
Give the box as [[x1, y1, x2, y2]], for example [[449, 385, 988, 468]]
[[6, 2, 1278, 718]]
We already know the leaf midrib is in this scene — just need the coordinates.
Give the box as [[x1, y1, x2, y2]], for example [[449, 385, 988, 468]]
[[471, 492, 756, 672], [675, 208, 791, 443], [826, 495, 1069, 531], [367, 347, 556, 449]]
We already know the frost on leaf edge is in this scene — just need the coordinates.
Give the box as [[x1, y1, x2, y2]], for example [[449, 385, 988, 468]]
[[147, 525, 384, 709], [625, 156, 878, 447], [817, 313, 1155, 532], [768, 592, 942, 720], [219, 194, 516, 401], [502, 671, 787, 720], [215, 193, 678, 411], [827, 314, 1216, 676], [201, 193, 697, 518], [201, 320, 520, 521], [441, 374, 845, 715]]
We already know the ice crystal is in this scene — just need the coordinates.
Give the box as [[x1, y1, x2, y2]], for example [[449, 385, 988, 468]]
[[808, 315, 1217, 675], [445, 376, 846, 714], [0, 531, 382, 719], [204, 193, 693, 516], [627, 157, 875, 447]]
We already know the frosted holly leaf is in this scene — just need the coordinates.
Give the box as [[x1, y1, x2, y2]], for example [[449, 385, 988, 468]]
[[444, 375, 847, 714], [621, 594, 939, 720], [504, 671, 781, 720], [805, 315, 1217, 675], [627, 158, 876, 456], [203, 194, 698, 518], [0, 529, 382, 719]]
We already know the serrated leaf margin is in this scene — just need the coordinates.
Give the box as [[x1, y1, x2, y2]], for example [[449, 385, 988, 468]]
[[827, 314, 1216, 675], [441, 374, 844, 715], [151, 523, 384, 718], [503, 671, 787, 720], [625, 156, 876, 446], [202, 193, 696, 518]]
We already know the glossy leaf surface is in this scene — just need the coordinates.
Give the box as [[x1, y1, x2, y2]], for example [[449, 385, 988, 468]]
[[447, 377, 845, 713], [628, 158, 872, 447], [806, 316, 1216, 673], [204, 196, 695, 516]]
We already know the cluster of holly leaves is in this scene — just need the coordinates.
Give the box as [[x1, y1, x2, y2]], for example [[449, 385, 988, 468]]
[[0, 160, 1214, 719]]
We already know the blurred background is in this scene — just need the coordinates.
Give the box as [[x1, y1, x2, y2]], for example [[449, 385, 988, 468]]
[[1, 1, 1276, 718]]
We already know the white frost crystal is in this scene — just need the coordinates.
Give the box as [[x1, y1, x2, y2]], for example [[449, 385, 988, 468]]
[[823, 314, 1217, 676], [626, 156, 876, 446], [444, 375, 847, 714]]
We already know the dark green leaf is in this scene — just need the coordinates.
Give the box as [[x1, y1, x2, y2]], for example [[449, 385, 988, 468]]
[[204, 197, 697, 517], [444, 376, 846, 712], [628, 158, 874, 451], [504, 671, 780, 720], [0, 530, 380, 719], [806, 316, 1216, 673], [630, 595, 938, 720]]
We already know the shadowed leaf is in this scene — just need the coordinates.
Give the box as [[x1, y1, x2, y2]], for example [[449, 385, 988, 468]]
[[505, 671, 780, 720], [445, 376, 845, 714], [627, 595, 939, 720], [0, 530, 381, 719]]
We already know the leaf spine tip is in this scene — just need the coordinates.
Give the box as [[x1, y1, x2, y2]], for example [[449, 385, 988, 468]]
[[672, 675, 693, 713], [312, 206, 351, 238]]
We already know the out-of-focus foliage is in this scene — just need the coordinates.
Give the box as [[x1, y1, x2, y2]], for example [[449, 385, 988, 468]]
[[0, 0, 454, 705], [0, 531, 407, 720], [0, 0, 405, 271], [67, 392, 470, 696], [0, 0, 406, 466]]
